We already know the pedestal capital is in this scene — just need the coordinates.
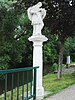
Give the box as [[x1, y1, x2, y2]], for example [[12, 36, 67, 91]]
[[28, 35, 48, 43]]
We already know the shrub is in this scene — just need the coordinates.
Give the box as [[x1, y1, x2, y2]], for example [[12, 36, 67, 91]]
[[52, 63, 58, 72]]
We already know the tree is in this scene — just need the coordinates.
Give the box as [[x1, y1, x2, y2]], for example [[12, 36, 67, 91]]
[[23, 0, 75, 79], [64, 37, 75, 62], [46, 0, 75, 79], [0, 0, 32, 69]]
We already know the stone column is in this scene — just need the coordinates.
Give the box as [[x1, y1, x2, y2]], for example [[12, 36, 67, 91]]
[[27, 2, 48, 99], [28, 35, 48, 99]]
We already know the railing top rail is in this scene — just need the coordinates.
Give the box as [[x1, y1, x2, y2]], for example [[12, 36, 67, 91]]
[[0, 66, 39, 74]]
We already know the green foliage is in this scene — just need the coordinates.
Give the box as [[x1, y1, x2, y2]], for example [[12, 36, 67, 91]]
[[0, 55, 10, 69], [64, 37, 75, 54], [64, 37, 75, 62], [52, 63, 58, 72], [43, 27, 58, 66], [0, 0, 32, 69]]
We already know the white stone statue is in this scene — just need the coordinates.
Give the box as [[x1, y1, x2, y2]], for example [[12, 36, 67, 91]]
[[27, 2, 46, 36]]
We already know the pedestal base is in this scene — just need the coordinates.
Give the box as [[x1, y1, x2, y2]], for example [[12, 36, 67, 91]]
[[21, 87, 44, 100], [36, 86, 44, 100]]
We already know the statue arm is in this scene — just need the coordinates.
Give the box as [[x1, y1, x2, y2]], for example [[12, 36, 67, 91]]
[[40, 8, 46, 19], [27, 7, 32, 21], [31, 2, 42, 9], [28, 2, 42, 14]]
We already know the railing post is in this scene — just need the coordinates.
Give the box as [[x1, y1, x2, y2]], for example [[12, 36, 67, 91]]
[[26, 71, 28, 99], [4, 74, 7, 100], [22, 72, 24, 100], [11, 73, 14, 100], [17, 72, 20, 100], [33, 69, 36, 100]]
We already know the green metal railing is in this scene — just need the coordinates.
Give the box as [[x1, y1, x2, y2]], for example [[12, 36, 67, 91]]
[[0, 67, 39, 100]]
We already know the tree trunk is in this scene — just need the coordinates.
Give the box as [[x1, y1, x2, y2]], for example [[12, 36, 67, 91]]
[[57, 42, 64, 80]]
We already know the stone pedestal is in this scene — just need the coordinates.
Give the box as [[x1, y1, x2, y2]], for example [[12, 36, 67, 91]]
[[28, 35, 48, 99]]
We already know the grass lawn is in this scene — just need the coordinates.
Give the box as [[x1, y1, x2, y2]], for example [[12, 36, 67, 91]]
[[43, 72, 75, 99], [70, 62, 75, 64]]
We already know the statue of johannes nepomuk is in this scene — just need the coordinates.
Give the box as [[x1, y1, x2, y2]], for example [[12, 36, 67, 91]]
[[27, 2, 46, 36]]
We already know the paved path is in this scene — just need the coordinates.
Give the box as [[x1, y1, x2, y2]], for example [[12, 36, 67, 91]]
[[46, 84, 75, 100], [62, 67, 75, 74]]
